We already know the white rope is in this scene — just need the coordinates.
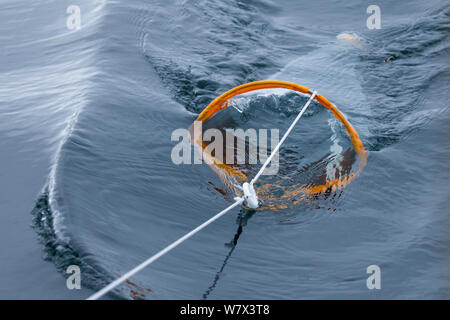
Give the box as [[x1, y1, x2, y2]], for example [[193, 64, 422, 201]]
[[251, 91, 317, 185], [87, 197, 244, 300], [87, 90, 318, 300]]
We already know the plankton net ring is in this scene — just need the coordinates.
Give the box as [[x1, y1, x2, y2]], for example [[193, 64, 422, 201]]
[[192, 80, 368, 207]]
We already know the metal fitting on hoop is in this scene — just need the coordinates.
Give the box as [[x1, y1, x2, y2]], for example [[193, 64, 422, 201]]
[[242, 182, 259, 209]]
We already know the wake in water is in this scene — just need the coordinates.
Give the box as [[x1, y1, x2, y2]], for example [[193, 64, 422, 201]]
[[26, 0, 449, 299]]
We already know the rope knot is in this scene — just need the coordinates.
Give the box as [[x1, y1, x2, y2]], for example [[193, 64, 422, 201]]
[[242, 182, 259, 209]]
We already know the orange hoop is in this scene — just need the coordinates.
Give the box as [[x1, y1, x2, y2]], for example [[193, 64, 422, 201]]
[[192, 80, 367, 204]]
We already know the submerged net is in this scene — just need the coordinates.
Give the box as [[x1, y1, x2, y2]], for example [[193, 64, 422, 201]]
[[191, 81, 367, 210]]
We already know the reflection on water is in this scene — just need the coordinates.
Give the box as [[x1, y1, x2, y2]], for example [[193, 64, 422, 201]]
[[1, 0, 445, 299]]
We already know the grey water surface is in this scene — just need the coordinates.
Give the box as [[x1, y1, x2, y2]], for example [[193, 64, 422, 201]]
[[0, 0, 449, 299]]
